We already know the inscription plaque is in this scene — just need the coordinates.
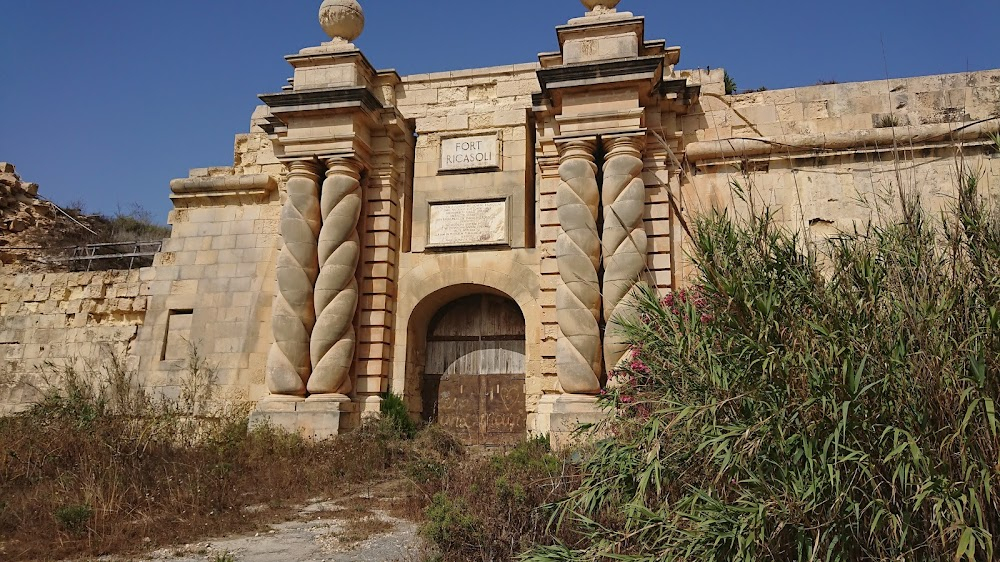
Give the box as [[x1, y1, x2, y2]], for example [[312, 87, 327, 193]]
[[440, 134, 500, 171], [428, 200, 508, 247]]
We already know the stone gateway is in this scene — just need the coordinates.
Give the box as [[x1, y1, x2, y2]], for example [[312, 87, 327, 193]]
[[2, 0, 998, 447]]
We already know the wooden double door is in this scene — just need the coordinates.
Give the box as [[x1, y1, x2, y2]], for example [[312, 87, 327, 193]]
[[422, 294, 526, 446]]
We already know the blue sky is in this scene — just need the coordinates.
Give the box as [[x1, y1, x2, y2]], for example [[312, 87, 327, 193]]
[[2, 0, 998, 223]]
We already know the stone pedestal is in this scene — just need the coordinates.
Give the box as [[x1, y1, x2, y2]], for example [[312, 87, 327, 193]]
[[249, 394, 353, 440], [536, 394, 607, 449]]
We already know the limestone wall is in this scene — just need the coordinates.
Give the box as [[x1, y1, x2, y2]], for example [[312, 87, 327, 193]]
[[677, 70, 1000, 261], [681, 70, 1000, 144], [0, 270, 146, 414], [392, 64, 546, 422], [131, 110, 286, 405]]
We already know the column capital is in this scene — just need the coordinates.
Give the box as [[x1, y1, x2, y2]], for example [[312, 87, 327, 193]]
[[602, 131, 646, 159], [286, 159, 322, 182], [555, 136, 598, 164], [323, 155, 365, 180]]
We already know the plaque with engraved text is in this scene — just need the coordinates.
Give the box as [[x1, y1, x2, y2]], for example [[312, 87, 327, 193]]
[[439, 134, 500, 171], [428, 200, 508, 247]]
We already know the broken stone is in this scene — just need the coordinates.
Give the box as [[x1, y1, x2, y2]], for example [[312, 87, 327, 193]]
[[21, 183, 38, 197], [0, 162, 14, 174]]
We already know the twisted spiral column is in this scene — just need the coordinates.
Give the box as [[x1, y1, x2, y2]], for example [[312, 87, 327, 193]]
[[601, 135, 648, 370], [266, 161, 322, 396], [556, 139, 603, 395], [307, 157, 363, 396]]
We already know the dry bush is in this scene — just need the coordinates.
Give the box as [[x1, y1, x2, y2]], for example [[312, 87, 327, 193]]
[[418, 438, 583, 562], [0, 356, 430, 562]]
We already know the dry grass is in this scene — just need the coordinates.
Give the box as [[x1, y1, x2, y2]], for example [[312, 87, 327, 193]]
[[0, 360, 577, 562], [0, 363, 438, 562]]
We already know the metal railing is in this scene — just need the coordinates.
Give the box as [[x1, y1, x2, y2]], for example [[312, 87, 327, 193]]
[[53, 241, 163, 271]]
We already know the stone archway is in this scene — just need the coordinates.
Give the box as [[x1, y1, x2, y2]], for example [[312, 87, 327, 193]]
[[422, 294, 526, 446]]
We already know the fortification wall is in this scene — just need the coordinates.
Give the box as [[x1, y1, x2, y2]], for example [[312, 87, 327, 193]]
[[677, 70, 1000, 280], [130, 109, 286, 405], [0, 270, 146, 414]]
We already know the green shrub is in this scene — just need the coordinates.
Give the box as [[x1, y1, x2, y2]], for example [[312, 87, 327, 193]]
[[724, 71, 737, 95], [54, 504, 92, 535], [380, 391, 417, 439], [422, 492, 484, 552], [422, 438, 581, 562], [526, 161, 1000, 560]]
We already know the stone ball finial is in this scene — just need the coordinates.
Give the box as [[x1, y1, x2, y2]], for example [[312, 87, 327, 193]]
[[581, 0, 621, 12], [319, 0, 365, 43]]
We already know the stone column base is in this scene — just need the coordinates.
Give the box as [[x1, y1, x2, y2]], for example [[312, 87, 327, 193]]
[[536, 394, 607, 449], [249, 394, 354, 440]]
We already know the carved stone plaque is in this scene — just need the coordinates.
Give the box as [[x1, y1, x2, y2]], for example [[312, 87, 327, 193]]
[[440, 134, 500, 171], [428, 200, 508, 247]]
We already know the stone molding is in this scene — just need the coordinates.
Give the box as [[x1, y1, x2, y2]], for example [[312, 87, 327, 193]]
[[266, 160, 322, 396], [168, 174, 277, 206], [554, 137, 603, 395], [308, 156, 365, 396], [601, 132, 647, 371], [685, 119, 1000, 164]]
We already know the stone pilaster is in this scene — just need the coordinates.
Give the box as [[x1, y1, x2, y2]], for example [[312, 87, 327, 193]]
[[601, 132, 648, 370], [308, 156, 365, 396], [266, 160, 322, 396], [555, 137, 603, 395]]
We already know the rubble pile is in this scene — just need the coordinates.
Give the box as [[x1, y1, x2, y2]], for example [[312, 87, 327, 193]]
[[0, 162, 107, 272], [0, 162, 54, 235]]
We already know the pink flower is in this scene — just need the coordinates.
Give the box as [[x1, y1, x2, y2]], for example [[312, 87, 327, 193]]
[[700, 313, 714, 324], [620, 395, 634, 404], [630, 358, 651, 375]]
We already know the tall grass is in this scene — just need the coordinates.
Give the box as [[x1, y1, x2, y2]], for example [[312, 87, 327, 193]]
[[525, 154, 1000, 560]]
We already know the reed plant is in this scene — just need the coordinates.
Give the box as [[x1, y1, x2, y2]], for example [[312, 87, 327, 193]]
[[525, 145, 1000, 560]]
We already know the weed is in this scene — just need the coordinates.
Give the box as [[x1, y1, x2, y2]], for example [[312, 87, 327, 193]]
[[210, 553, 236, 562], [422, 493, 483, 552], [54, 504, 92, 535], [380, 391, 417, 439], [0, 347, 450, 562], [419, 438, 581, 562], [724, 70, 737, 95], [875, 112, 902, 128]]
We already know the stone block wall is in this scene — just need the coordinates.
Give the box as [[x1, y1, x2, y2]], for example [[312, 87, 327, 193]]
[[0, 270, 146, 414], [392, 64, 547, 423], [681, 70, 1000, 143], [675, 70, 1000, 281], [131, 110, 286, 406]]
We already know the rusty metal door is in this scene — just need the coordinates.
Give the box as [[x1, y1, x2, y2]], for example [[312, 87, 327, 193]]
[[423, 295, 526, 446]]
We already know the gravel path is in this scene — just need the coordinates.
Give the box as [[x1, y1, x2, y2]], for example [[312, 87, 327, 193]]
[[95, 490, 430, 562]]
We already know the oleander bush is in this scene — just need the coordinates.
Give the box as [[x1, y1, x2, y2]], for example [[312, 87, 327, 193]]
[[525, 158, 1000, 560]]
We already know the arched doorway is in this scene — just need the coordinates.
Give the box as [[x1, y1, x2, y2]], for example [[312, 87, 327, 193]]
[[422, 294, 526, 446]]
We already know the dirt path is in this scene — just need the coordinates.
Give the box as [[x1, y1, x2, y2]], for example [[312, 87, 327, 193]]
[[97, 483, 430, 562]]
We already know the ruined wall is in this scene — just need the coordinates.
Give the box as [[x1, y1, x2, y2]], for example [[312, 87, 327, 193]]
[[0, 270, 146, 414]]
